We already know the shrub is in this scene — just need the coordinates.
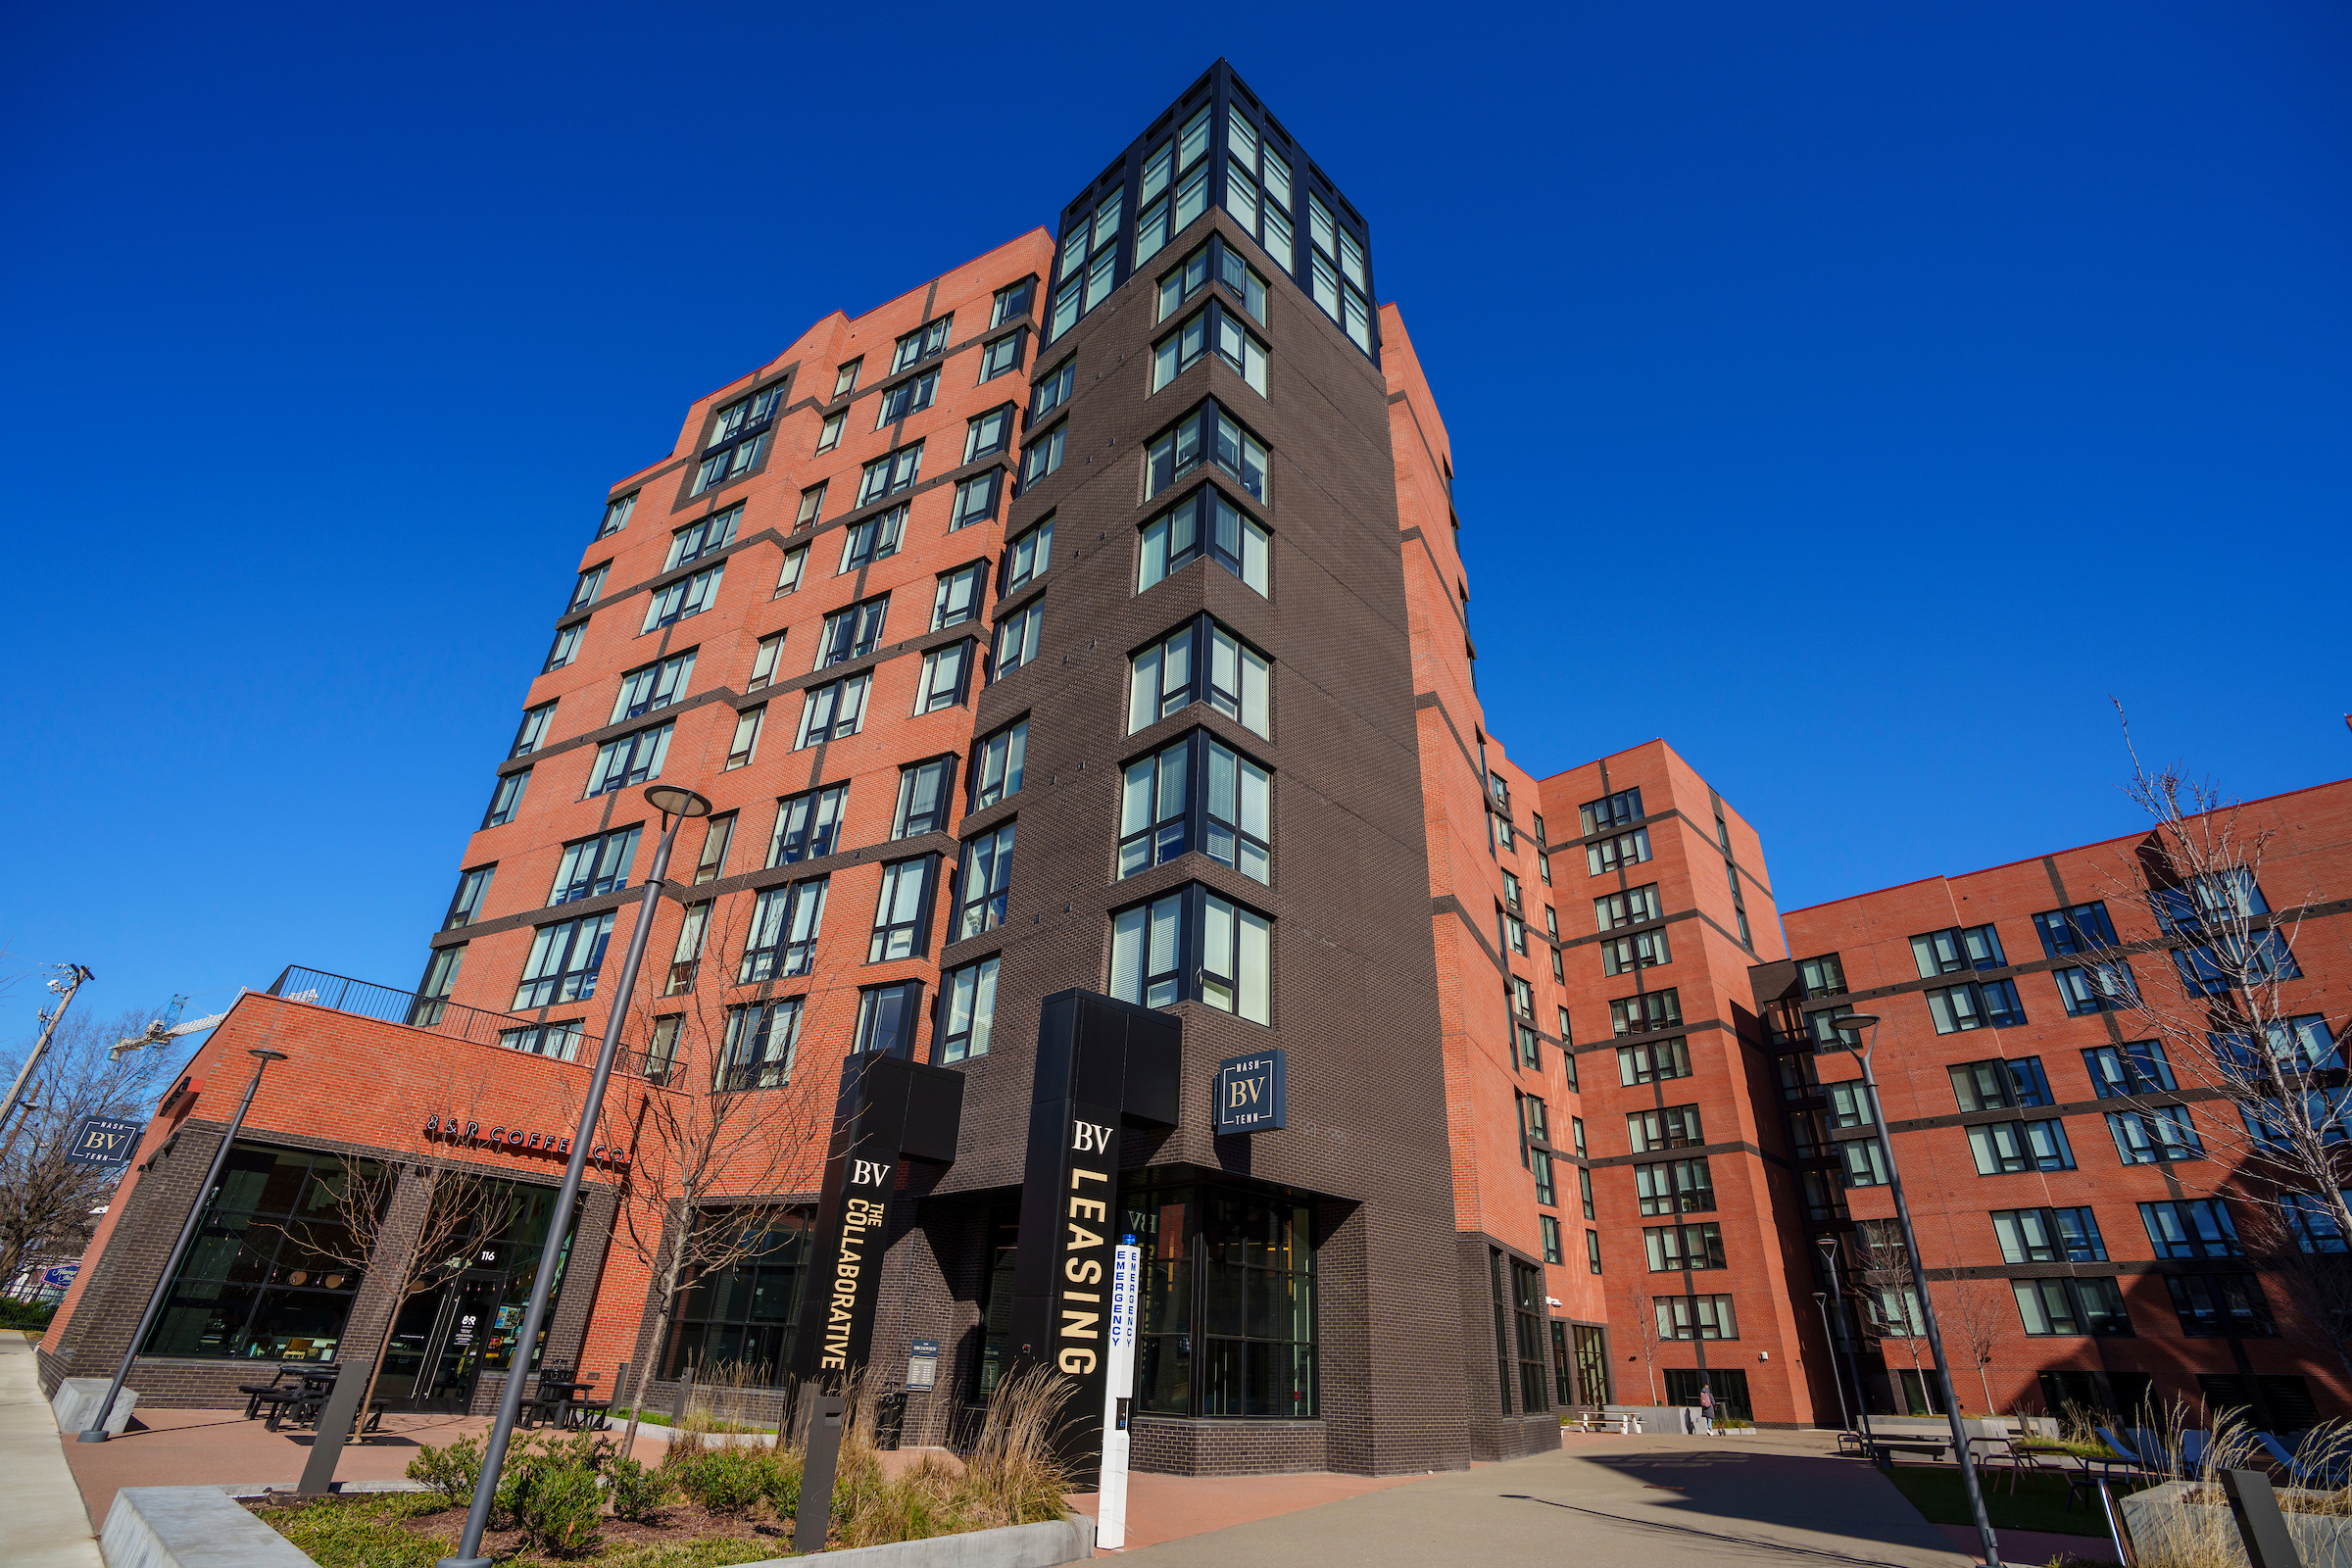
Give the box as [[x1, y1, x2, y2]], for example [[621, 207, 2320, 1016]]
[[405, 1436, 483, 1508], [764, 1449, 804, 1519], [606, 1456, 675, 1524], [506, 1460, 604, 1557], [664, 1444, 776, 1515], [0, 1299, 56, 1330]]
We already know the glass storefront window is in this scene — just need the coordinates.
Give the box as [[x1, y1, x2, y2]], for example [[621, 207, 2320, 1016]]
[[143, 1143, 383, 1362], [1122, 1180, 1315, 1419], [662, 1210, 811, 1384]]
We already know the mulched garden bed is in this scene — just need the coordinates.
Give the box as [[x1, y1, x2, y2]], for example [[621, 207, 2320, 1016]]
[[247, 1489, 822, 1566]]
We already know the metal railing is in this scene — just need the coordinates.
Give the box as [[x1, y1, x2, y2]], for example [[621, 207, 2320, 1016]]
[[264, 965, 679, 1085]]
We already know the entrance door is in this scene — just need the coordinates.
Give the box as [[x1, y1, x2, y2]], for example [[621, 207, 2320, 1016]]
[[382, 1272, 505, 1413]]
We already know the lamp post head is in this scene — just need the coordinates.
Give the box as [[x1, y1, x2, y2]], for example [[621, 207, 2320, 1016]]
[[249, 1049, 289, 1063], [1815, 1011, 1880, 1055], [644, 785, 713, 821]]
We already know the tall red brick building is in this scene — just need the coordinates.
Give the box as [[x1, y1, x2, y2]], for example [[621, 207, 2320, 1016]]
[[39, 61, 2351, 1466]]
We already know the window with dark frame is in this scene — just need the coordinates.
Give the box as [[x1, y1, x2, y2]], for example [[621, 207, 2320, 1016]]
[[717, 1000, 803, 1091], [740, 879, 827, 983], [549, 825, 641, 906], [693, 383, 783, 495], [445, 865, 494, 929], [1139, 485, 1270, 597], [854, 981, 923, 1055], [938, 956, 999, 1063], [771, 784, 847, 865], [972, 719, 1026, 809], [866, 861, 938, 962]]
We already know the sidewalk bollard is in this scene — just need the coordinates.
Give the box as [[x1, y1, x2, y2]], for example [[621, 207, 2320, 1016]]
[[2219, 1469, 2303, 1568]]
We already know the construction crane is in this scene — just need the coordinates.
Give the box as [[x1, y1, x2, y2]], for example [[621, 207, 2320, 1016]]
[[110, 994, 242, 1061]]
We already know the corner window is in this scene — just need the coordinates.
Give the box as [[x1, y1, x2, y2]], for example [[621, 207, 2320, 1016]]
[[991, 278, 1035, 327], [598, 491, 637, 539], [972, 719, 1027, 809], [1145, 401, 1267, 503], [612, 651, 696, 723], [641, 564, 724, 632], [1118, 730, 1270, 884], [992, 602, 1044, 679], [1003, 516, 1053, 594], [868, 858, 939, 962], [914, 639, 975, 712], [939, 956, 999, 1063], [1021, 424, 1065, 485], [855, 981, 923, 1055], [444, 866, 494, 929], [956, 822, 1016, 940], [550, 826, 640, 906], [771, 783, 847, 865], [876, 368, 938, 427], [1127, 615, 1270, 738], [892, 315, 953, 372], [795, 675, 868, 747], [693, 383, 783, 495], [665, 505, 742, 570], [512, 702, 556, 759], [1109, 884, 1271, 1024], [718, 999, 802, 1090], [741, 878, 827, 982], [964, 405, 1017, 464], [1139, 486, 1269, 597], [544, 623, 582, 672], [1032, 359, 1075, 420], [857, 443, 923, 507], [514, 912, 616, 1008], [948, 470, 1001, 531], [815, 596, 890, 668], [1152, 304, 1266, 396], [980, 330, 1024, 382], [483, 769, 529, 828], [893, 757, 956, 837]]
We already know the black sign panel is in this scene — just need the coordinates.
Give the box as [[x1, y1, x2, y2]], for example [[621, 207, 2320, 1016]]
[[66, 1115, 142, 1166], [789, 1052, 963, 1387], [1213, 1050, 1286, 1134], [1006, 990, 1181, 1486]]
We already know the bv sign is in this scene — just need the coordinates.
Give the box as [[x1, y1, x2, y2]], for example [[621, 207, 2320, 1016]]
[[1213, 1050, 1287, 1134], [65, 1116, 143, 1166]]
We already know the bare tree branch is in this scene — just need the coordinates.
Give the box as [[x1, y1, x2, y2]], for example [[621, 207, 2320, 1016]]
[[0, 1008, 172, 1297]]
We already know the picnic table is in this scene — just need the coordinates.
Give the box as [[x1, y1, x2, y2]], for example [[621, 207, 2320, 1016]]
[[526, 1372, 608, 1432]]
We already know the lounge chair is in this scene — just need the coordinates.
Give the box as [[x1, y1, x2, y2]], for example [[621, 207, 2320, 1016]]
[[2256, 1432, 2348, 1491]]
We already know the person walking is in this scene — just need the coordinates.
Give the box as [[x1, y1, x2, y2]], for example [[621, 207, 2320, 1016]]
[[1698, 1383, 1714, 1436]]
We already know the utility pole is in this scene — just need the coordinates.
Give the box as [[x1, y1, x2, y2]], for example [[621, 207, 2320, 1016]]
[[0, 964, 95, 1166]]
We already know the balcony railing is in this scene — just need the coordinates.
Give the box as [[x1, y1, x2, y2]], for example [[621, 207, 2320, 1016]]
[[264, 965, 678, 1086]]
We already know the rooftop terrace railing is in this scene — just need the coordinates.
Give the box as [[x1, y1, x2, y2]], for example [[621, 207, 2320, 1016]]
[[263, 964, 675, 1084]]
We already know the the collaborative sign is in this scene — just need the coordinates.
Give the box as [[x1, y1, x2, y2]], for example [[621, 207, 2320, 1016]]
[[66, 1116, 143, 1166], [1213, 1050, 1287, 1134]]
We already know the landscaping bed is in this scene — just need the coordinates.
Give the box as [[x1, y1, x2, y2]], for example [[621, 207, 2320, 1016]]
[[250, 1490, 795, 1567], [1882, 1463, 2113, 1539]]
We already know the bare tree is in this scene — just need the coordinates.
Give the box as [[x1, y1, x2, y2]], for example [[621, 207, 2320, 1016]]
[[1852, 1222, 1936, 1413], [1937, 1275, 2006, 1416], [0, 1007, 172, 1298], [2238, 1202, 2352, 1387], [594, 892, 834, 1456], [2089, 714, 2352, 1364], [1623, 1281, 1660, 1402]]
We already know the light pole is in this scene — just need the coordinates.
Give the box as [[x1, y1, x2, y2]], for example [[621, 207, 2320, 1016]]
[[79, 1046, 287, 1442], [1818, 1239, 1872, 1446], [1, 963, 95, 1166], [440, 783, 710, 1568], [1812, 1291, 1852, 1433], [1822, 1011, 2001, 1568]]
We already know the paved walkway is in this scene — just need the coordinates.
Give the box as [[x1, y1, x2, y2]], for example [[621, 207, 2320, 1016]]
[[1113, 1434, 1982, 1567], [0, 1335, 105, 1568]]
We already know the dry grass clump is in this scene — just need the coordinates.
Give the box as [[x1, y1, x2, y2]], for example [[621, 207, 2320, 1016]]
[[2122, 1404, 2352, 1568]]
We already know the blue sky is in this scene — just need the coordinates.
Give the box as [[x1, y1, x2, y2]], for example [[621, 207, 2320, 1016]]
[[4, 3, 2346, 1044]]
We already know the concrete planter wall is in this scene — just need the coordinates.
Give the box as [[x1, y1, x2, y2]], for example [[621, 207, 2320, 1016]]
[[2119, 1480, 2352, 1568], [100, 1485, 1097, 1568]]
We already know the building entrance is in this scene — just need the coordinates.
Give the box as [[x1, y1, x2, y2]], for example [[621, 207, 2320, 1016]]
[[380, 1270, 510, 1412]]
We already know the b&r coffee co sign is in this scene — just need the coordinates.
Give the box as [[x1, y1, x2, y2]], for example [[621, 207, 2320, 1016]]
[[421, 1114, 631, 1168]]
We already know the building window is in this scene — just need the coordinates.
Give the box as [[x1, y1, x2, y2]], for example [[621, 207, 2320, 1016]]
[[1119, 731, 1271, 884], [1580, 788, 1642, 834], [1021, 423, 1065, 485], [514, 912, 616, 1008], [512, 703, 556, 759], [692, 816, 734, 885], [1948, 1057, 2053, 1110], [857, 442, 923, 507], [718, 1000, 803, 1091], [412, 945, 464, 1026], [1586, 1230, 1603, 1275], [1636, 1157, 1715, 1215], [991, 276, 1034, 327], [2107, 1105, 2205, 1164], [834, 359, 862, 398], [1594, 885, 1664, 930], [1966, 1118, 2076, 1174], [795, 675, 869, 747], [1532, 1150, 1555, 1205], [949, 470, 1002, 531], [598, 491, 636, 538], [1541, 1216, 1563, 1265], [893, 757, 955, 838], [612, 651, 696, 723], [2167, 1274, 2273, 1338], [816, 412, 844, 452], [483, 769, 529, 829], [444, 866, 494, 929], [1836, 1138, 1890, 1188], [1579, 1165, 1595, 1217], [868, 858, 939, 961], [893, 315, 953, 372], [741, 879, 827, 982], [2054, 960, 2139, 1015], [875, 368, 938, 427], [665, 505, 742, 570], [568, 564, 609, 612], [973, 719, 1027, 808], [139, 1142, 384, 1363], [641, 564, 724, 632], [1926, 979, 2028, 1033], [855, 981, 922, 1055], [1128, 615, 1270, 738], [1656, 1295, 1739, 1341], [979, 329, 1025, 383], [992, 602, 1045, 679], [1502, 909, 1528, 956], [2152, 870, 2270, 934], [816, 597, 890, 668], [1616, 1037, 1691, 1085], [2280, 1194, 2351, 1253], [1599, 929, 1670, 976], [1125, 1180, 1315, 1419], [544, 623, 582, 671], [796, 483, 827, 532], [2014, 1277, 2133, 1337], [956, 822, 1016, 940], [1157, 243, 1215, 320], [1912, 923, 2008, 977], [550, 826, 640, 906], [498, 1020, 584, 1060], [748, 632, 785, 692], [1032, 358, 1074, 420], [2083, 1040, 2177, 1097], [724, 706, 764, 769], [962, 404, 1017, 465], [771, 784, 847, 865], [585, 722, 673, 797], [693, 383, 782, 494], [1796, 954, 1846, 999], [638, 1015, 680, 1084], [1145, 401, 1267, 503], [1627, 1104, 1703, 1152], [1152, 303, 1268, 397], [838, 507, 906, 572], [1608, 989, 1681, 1036], [1004, 516, 1053, 593], [1139, 485, 1270, 597], [660, 1210, 808, 1381], [930, 569, 989, 638], [939, 956, 999, 1063], [1644, 1222, 1726, 1271], [1991, 1206, 2108, 1263], [2033, 901, 2119, 957], [774, 545, 808, 597], [1109, 884, 1272, 1024], [666, 902, 709, 994], [1586, 829, 1652, 876], [2141, 1200, 2241, 1258], [2209, 1013, 2342, 1072]]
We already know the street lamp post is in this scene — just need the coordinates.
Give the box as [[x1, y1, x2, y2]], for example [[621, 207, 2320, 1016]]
[[1816, 1239, 1872, 1448], [1823, 1012, 2001, 1568], [78, 1046, 287, 1442], [440, 784, 710, 1568], [1812, 1291, 1852, 1433]]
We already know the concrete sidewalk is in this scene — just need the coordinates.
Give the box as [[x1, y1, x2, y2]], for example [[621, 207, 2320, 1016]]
[[0, 1335, 105, 1567], [1116, 1434, 1980, 1567]]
